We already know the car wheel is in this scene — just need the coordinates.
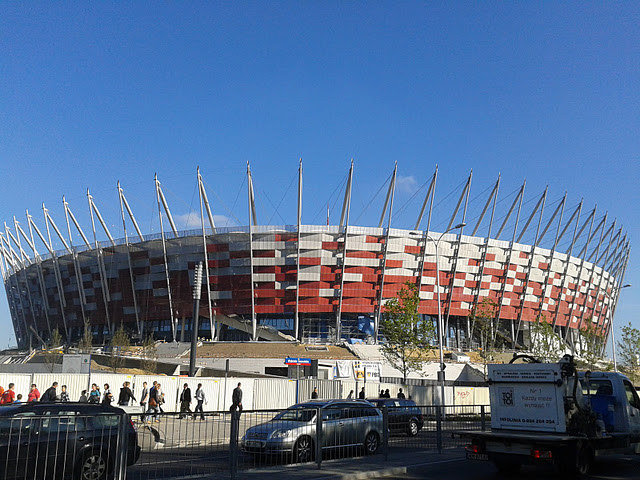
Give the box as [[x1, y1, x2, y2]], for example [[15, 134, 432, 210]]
[[364, 431, 379, 455], [408, 419, 419, 437], [293, 436, 314, 463], [77, 451, 109, 480]]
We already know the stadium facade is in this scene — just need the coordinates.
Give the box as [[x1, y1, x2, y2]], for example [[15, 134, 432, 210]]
[[0, 164, 630, 351]]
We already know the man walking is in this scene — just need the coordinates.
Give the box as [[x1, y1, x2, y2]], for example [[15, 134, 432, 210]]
[[41, 382, 58, 402], [0, 383, 16, 404], [179, 383, 192, 419], [140, 382, 149, 422], [193, 383, 206, 420], [311, 387, 318, 399], [230, 382, 242, 412], [358, 387, 365, 399]]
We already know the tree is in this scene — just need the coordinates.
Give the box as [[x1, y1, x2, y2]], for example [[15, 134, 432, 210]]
[[579, 320, 603, 370], [380, 281, 436, 383], [78, 318, 93, 353], [529, 314, 563, 363], [470, 298, 499, 378], [109, 324, 130, 373], [617, 323, 640, 384], [44, 328, 63, 373], [141, 334, 158, 373]]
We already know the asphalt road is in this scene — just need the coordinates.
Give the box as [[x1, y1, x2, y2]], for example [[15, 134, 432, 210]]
[[382, 454, 640, 480]]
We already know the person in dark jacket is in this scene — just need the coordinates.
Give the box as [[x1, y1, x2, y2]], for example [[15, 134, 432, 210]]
[[397, 388, 406, 399], [40, 382, 58, 403], [179, 383, 192, 419], [230, 382, 242, 412], [118, 381, 136, 406], [384, 389, 391, 398], [358, 387, 365, 399], [311, 387, 319, 399]]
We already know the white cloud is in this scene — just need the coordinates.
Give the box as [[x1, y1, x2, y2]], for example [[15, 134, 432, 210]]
[[174, 212, 238, 229], [396, 175, 418, 194]]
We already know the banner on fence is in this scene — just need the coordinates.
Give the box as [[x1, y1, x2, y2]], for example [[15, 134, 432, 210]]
[[353, 361, 381, 382]]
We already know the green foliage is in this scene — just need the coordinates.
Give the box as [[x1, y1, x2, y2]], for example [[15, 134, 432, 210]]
[[141, 334, 158, 373], [579, 320, 603, 370], [109, 324, 130, 373], [529, 314, 563, 363], [380, 281, 436, 382], [617, 322, 640, 384]]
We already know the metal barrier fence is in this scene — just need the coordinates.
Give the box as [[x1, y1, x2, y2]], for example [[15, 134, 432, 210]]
[[1, 403, 488, 480], [1, 411, 133, 480], [126, 403, 489, 479]]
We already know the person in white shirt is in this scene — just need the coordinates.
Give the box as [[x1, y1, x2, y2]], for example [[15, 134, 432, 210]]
[[194, 383, 207, 420]]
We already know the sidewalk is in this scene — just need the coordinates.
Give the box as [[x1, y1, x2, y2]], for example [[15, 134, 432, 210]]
[[235, 449, 466, 480]]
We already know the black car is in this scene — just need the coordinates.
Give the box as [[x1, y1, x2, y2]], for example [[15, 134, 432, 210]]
[[368, 398, 424, 436], [0, 402, 141, 480]]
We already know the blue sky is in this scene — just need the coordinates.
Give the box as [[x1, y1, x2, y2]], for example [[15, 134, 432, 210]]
[[0, 3, 638, 352]]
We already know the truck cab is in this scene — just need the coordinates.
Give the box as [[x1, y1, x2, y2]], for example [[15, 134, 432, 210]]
[[580, 371, 640, 441]]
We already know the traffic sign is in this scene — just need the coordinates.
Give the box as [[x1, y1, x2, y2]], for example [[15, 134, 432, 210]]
[[285, 357, 311, 366]]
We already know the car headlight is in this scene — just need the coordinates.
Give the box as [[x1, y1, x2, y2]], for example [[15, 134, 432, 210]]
[[271, 429, 291, 439]]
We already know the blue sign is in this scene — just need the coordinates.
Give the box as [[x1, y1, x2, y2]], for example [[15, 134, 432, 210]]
[[285, 357, 312, 366]]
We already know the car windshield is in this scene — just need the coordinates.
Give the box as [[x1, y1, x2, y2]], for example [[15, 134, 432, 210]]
[[273, 407, 316, 422]]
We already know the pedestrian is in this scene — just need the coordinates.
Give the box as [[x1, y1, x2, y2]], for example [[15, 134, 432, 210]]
[[179, 383, 192, 419], [379, 390, 385, 398], [41, 382, 58, 402], [147, 382, 161, 423], [14, 394, 23, 404], [358, 387, 365, 399], [140, 382, 149, 422], [0, 383, 16, 404], [102, 384, 113, 405], [397, 388, 406, 399], [194, 383, 206, 420], [27, 384, 40, 402], [59, 385, 70, 402], [311, 387, 319, 399], [118, 381, 136, 406], [346, 389, 354, 399], [89, 384, 100, 403], [230, 382, 243, 412], [79, 390, 88, 402], [157, 383, 165, 413], [384, 389, 390, 398]]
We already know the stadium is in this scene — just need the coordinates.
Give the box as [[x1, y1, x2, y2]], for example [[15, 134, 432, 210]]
[[0, 164, 630, 352]]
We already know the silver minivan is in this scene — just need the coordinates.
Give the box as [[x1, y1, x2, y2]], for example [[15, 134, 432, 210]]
[[241, 399, 383, 463]]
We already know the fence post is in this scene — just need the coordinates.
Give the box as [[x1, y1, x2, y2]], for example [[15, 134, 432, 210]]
[[114, 412, 128, 480], [480, 405, 486, 431], [229, 410, 240, 479], [315, 408, 322, 469], [436, 405, 442, 454], [382, 405, 389, 461]]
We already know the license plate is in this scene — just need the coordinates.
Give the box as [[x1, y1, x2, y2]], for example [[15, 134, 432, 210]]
[[246, 440, 262, 448], [467, 452, 489, 461]]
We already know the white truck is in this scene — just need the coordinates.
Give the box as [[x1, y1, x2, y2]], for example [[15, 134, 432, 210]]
[[458, 355, 640, 476]]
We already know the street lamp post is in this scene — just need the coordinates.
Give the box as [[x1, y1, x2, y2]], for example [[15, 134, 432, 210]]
[[609, 283, 631, 372], [426, 222, 466, 407]]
